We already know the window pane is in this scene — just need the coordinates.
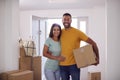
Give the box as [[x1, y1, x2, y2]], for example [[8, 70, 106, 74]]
[[79, 21, 87, 47], [80, 21, 86, 33], [71, 18, 77, 28]]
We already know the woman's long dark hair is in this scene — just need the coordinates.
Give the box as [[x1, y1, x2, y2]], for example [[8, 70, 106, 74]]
[[49, 23, 62, 40]]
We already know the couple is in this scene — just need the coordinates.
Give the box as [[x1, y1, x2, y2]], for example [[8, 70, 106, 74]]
[[43, 13, 99, 80]]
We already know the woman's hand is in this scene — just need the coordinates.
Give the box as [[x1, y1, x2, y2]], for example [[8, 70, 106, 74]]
[[56, 56, 65, 61]]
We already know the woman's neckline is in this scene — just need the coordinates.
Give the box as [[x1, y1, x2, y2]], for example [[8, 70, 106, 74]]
[[50, 37, 59, 42]]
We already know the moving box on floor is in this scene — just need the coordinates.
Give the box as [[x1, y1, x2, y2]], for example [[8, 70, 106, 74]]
[[73, 44, 97, 68], [19, 57, 32, 70], [0, 70, 22, 80], [8, 70, 33, 80], [19, 47, 41, 80], [32, 56, 41, 80], [19, 56, 41, 80], [88, 72, 101, 80]]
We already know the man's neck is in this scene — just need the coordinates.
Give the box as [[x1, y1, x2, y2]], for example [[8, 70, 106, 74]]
[[65, 26, 71, 30]]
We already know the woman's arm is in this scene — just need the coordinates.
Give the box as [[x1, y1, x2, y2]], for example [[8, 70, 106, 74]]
[[43, 45, 65, 61]]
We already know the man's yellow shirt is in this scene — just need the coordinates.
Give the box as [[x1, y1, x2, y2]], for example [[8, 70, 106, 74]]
[[60, 27, 88, 66]]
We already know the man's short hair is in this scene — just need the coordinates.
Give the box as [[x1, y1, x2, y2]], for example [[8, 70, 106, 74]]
[[63, 13, 72, 18]]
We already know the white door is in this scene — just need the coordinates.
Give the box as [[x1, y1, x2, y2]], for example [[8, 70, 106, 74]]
[[32, 16, 40, 56], [32, 16, 47, 80]]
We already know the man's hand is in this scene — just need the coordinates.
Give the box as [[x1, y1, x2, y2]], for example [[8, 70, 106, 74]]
[[92, 57, 99, 65]]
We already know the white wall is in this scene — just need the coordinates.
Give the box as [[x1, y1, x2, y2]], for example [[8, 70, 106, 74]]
[[106, 0, 120, 80], [20, 6, 106, 80], [0, 0, 19, 72], [20, 12, 32, 40], [0, 0, 6, 72]]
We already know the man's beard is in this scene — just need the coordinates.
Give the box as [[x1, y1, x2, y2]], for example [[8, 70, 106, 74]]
[[63, 23, 70, 28]]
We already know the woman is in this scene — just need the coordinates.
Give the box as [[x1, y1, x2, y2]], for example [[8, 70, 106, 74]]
[[43, 23, 65, 80]]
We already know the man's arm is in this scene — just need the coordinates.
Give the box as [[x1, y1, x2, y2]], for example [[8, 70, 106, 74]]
[[86, 37, 99, 65]]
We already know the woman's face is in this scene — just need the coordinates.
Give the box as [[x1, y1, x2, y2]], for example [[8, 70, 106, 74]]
[[53, 26, 60, 37]]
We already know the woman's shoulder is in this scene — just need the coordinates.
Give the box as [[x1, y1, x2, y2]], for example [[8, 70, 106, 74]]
[[45, 37, 52, 43], [46, 37, 52, 41]]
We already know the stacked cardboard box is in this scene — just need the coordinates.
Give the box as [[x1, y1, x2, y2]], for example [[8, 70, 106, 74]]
[[19, 47, 41, 80], [0, 70, 21, 80], [8, 70, 33, 80], [0, 70, 33, 80], [88, 72, 101, 80], [32, 56, 41, 80], [19, 56, 32, 70], [0, 47, 41, 80]]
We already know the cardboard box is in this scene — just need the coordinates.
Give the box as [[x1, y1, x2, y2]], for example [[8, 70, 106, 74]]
[[20, 47, 26, 57], [88, 72, 101, 80], [19, 56, 41, 80], [73, 45, 96, 68], [0, 70, 22, 80], [19, 57, 32, 70], [8, 70, 33, 80], [19, 47, 41, 80], [33, 56, 41, 80]]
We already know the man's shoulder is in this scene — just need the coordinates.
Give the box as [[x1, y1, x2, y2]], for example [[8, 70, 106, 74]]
[[71, 27, 81, 32]]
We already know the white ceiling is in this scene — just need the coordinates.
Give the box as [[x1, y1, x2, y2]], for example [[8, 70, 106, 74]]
[[19, 0, 105, 10]]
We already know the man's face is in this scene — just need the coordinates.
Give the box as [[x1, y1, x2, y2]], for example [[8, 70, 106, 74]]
[[62, 16, 72, 28]]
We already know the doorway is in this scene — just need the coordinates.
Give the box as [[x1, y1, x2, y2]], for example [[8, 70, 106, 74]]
[[32, 16, 88, 80]]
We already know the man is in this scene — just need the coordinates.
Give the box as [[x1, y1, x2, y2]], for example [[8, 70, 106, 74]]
[[60, 13, 99, 80]]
